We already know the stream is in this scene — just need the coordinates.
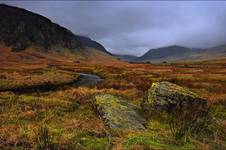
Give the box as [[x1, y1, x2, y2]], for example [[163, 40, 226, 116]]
[[0, 73, 102, 94], [74, 73, 103, 87]]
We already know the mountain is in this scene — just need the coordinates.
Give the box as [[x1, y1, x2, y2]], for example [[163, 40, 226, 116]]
[[134, 45, 226, 63], [137, 45, 195, 61], [0, 4, 82, 51], [0, 4, 110, 55], [206, 44, 226, 54], [76, 35, 111, 55], [114, 54, 138, 61]]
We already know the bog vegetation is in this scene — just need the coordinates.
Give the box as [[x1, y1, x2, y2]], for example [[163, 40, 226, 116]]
[[0, 59, 226, 149]]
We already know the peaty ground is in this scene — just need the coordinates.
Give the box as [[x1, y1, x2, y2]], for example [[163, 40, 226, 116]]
[[0, 55, 226, 149]]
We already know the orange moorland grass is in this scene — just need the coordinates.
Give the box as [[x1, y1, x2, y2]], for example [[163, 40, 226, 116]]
[[0, 54, 226, 149], [0, 67, 79, 91], [46, 86, 141, 105]]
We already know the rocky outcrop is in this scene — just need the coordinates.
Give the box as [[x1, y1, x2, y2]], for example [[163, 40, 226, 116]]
[[95, 94, 146, 130], [142, 81, 207, 113]]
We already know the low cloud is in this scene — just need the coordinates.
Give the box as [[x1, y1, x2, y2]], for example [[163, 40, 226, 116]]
[[3, 1, 226, 56]]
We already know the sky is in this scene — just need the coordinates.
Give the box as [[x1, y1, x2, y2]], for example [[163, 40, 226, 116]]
[[3, 1, 226, 56]]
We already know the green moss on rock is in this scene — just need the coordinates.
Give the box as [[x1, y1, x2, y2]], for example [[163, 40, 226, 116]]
[[142, 81, 207, 112], [95, 94, 146, 130]]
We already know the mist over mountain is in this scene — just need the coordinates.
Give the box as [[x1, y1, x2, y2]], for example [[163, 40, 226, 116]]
[[3, 1, 226, 56], [1, 3, 226, 64]]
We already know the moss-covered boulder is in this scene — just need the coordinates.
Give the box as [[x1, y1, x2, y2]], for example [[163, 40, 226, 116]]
[[142, 81, 207, 113], [95, 94, 146, 130]]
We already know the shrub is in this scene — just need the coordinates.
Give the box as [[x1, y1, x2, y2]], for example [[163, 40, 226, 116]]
[[36, 126, 56, 150], [168, 106, 226, 146]]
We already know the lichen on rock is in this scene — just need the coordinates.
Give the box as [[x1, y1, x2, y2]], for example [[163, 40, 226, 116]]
[[142, 81, 207, 113], [95, 94, 146, 130]]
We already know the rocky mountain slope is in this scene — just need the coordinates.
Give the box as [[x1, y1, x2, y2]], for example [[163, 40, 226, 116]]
[[76, 35, 111, 55], [0, 4, 110, 55], [0, 4, 82, 51]]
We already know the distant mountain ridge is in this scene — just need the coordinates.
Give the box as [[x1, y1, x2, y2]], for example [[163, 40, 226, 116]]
[[134, 45, 202, 62], [128, 45, 226, 63], [114, 54, 138, 61], [115, 45, 226, 63], [0, 4, 110, 55], [2, 4, 226, 64]]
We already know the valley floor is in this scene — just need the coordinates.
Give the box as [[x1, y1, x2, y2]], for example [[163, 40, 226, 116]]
[[0, 58, 226, 149]]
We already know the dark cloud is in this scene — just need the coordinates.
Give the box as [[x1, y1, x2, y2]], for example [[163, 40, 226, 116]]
[[3, 1, 226, 56]]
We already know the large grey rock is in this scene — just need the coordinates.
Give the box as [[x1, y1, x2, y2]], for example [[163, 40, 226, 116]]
[[95, 94, 146, 130], [142, 81, 207, 113]]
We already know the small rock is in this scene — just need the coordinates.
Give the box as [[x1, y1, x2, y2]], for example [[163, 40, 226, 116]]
[[95, 94, 146, 130], [142, 81, 207, 113]]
